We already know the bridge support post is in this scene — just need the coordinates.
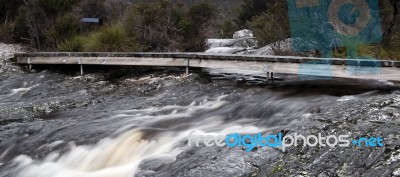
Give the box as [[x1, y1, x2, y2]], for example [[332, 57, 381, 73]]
[[28, 58, 32, 71], [78, 58, 83, 76], [186, 58, 190, 75], [271, 72, 274, 84], [266, 72, 275, 85]]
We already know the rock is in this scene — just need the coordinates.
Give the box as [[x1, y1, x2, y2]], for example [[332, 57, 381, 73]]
[[205, 47, 246, 54], [0, 43, 25, 61], [133, 93, 400, 177], [394, 168, 400, 176], [240, 38, 291, 55], [238, 45, 275, 56], [206, 38, 257, 49], [237, 38, 318, 57], [205, 30, 258, 54], [205, 37, 317, 57], [233, 29, 254, 39]]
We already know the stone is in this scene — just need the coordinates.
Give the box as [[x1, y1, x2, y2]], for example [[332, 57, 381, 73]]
[[233, 29, 254, 39], [394, 168, 400, 176]]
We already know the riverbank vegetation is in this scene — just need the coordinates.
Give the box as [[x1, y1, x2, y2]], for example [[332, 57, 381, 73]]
[[0, 0, 399, 59]]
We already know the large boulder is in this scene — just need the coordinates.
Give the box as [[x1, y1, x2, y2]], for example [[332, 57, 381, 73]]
[[240, 38, 293, 56], [205, 47, 246, 54], [206, 38, 257, 49], [233, 29, 254, 39], [205, 30, 258, 54], [238, 38, 317, 57]]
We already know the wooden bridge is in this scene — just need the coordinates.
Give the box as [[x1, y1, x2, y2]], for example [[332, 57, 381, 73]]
[[13, 52, 400, 81]]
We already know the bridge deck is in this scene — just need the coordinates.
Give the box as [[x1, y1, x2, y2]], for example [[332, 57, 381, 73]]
[[13, 52, 400, 81]]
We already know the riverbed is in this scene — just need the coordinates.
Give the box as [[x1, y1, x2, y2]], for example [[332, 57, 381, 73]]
[[0, 63, 399, 177]]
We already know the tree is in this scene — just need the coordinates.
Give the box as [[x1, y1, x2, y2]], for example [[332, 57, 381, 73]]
[[47, 14, 80, 46], [184, 2, 217, 51], [124, 0, 217, 52], [235, 0, 268, 27], [384, 0, 400, 35], [74, 0, 106, 19], [12, 5, 30, 43], [0, 0, 24, 24]]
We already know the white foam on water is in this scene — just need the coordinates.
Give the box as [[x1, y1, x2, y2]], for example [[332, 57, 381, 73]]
[[337, 96, 357, 102], [13, 126, 264, 177], [9, 84, 39, 96], [10, 94, 266, 177]]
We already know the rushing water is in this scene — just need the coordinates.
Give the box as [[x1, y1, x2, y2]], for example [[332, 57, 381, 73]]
[[0, 68, 398, 177]]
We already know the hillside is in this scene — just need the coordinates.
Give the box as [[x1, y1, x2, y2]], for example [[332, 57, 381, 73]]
[[0, 0, 399, 60]]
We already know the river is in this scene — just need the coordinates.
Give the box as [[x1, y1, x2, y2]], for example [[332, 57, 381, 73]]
[[0, 65, 399, 177]]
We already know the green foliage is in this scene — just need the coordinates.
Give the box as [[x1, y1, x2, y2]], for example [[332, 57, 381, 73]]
[[184, 2, 217, 51], [75, 0, 106, 19], [4, 0, 397, 59], [385, 27, 400, 51], [47, 14, 80, 46], [12, 6, 30, 43], [189, 2, 217, 25], [235, 0, 268, 27], [124, 1, 217, 52], [58, 35, 86, 52], [356, 45, 400, 60], [84, 24, 143, 52], [248, 13, 289, 46], [216, 20, 239, 38], [59, 24, 144, 52], [0, 24, 8, 42], [332, 36, 400, 60], [0, 0, 24, 23], [125, 1, 183, 51], [247, 1, 289, 46], [36, 0, 80, 16]]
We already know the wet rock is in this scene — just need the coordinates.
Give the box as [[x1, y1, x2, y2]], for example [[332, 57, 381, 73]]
[[1, 58, 400, 177], [393, 168, 400, 176], [134, 92, 400, 177], [137, 146, 279, 177], [254, 93, 400, 177]]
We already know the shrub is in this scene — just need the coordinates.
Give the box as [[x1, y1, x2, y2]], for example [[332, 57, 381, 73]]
[[0, 24, 11, 43], [11, 5, 29, 43], [47, 14, 80, 46], [235, 0, 268, 27], [248, 12, 289, 46], [58, 35, 86, 52], [183, 2, 218, 51], [216, 20, 240, 39], [124, 1, 217, 52], [372, 45, 400, 60], [332, 37, 400, 60], [84, 24, 143, 52], [36, 0, 80, 16]]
